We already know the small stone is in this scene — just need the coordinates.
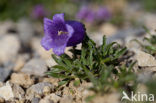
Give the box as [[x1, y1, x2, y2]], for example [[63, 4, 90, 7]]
[[21, 58, 47, 76], [32, 97, 40, 103], [125, 36, 142, 50], [17, 18, 34, 45], [0, 82, 14, 100], [39, 93, 61, 103], [0, 67, 12, 82], [60, 95, 73, 103], [42, 78, 59, 86], [31, 37, 53, 60], [31, 37, 56, 67], [107, 28, 145, 44], [144, 14, 156, 30], [0, 20, 15, 35], [13, 54, 30, 71], [89, 32, 103, 46], [99, 23, 117, 36], [0, 82, 3, 87], [43, 86, 51, 95], [0, 35, 20, 64], [12, 84, 25, 100], [10, 73, 34, 87], [26, 82, 54, 100], [92, 93, 120, 103], [39, 99, 53, 103], [135, 50, 156, 66], [0, 97, 5, 103], [45, 59, 57, 68]]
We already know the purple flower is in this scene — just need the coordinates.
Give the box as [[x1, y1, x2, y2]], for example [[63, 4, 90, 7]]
[[32, 4, 48, 19], [76, 6, 95, 23], [41, 13, 85, 56], [96, 7, 111, 21]]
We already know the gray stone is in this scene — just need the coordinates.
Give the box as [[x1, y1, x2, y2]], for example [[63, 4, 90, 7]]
[[17, 18, 34, 45], [137, 71, 153, 83], [32, 97, 40, 103], [107, 28, 145, 44], [12, 84, 25, 100], [30, 37, 56, 67], [0, 35, 20, 64], [21, 58, 47, 76], [26, 82, 54, 100], [134, 50, 156, 67], [0, 67, 12, 82]]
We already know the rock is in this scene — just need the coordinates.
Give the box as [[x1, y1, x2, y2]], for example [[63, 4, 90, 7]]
[[31, 37, 56, 67], [39, 93, 61, 103], [0, 20, 15, 35], [144, 13, 156, 30], [0, 82, 14, 100], [32, 97, 40, 103], [17, 18, 34, 45], [26, 82, 54, 100], [45, 59, 57, 68], [0, 97, 5, 103], [125, 36, 143, 50], [42, 78, 59, 86], [91, 93, 120, 103], [89, 32, 103, 46], [135, 50, 156, 66], [39, 99, 53, 103], [99, 23, 117, 36], [60, 95, 73, 103], [21, 58, 47, 76], [10, 73, 34, 87], [43, 86, 51, 96], [0, 35, 20, 64], [137, 71, 153, 83], [0, 67, 12, 82], [6, 98, 25, 103], [107, 28, 145, 44], [31, 37, 52, 59], [12, 84, 25, 100], [0, 82, 3, 87], [13, 54, 30, 71]]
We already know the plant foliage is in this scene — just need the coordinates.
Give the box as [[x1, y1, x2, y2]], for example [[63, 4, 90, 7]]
[[47, 35, 137, 93]]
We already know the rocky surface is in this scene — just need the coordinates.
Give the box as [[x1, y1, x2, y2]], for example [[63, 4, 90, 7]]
[[0, 35, 20, 64], [21, 58, 47, 76], [0, 13, 156, 103]]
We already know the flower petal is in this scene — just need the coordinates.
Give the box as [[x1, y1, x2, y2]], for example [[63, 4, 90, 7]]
[[51, 24, 74, 55], [53, 13, 65, 23], [53, 44, 66, 56], [44, 17, 58, 37], [52, 13, 67, 32], [41, 35, 53, 50], [66, 21, 85, 46]]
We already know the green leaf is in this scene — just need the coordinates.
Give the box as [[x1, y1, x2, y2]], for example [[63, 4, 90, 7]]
[[52, 65, 71, 73], [58, 80, 69, 86], [114, 47, 127, 59]]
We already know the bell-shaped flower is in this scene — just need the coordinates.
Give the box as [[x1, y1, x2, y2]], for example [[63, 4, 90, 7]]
[[41, 13, 85, 56]]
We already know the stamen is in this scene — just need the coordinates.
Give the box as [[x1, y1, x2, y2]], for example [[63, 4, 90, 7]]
[[58, 31, 68, 36]]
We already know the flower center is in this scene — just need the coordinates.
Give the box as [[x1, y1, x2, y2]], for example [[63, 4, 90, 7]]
[[58, 31, 68, 36]]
